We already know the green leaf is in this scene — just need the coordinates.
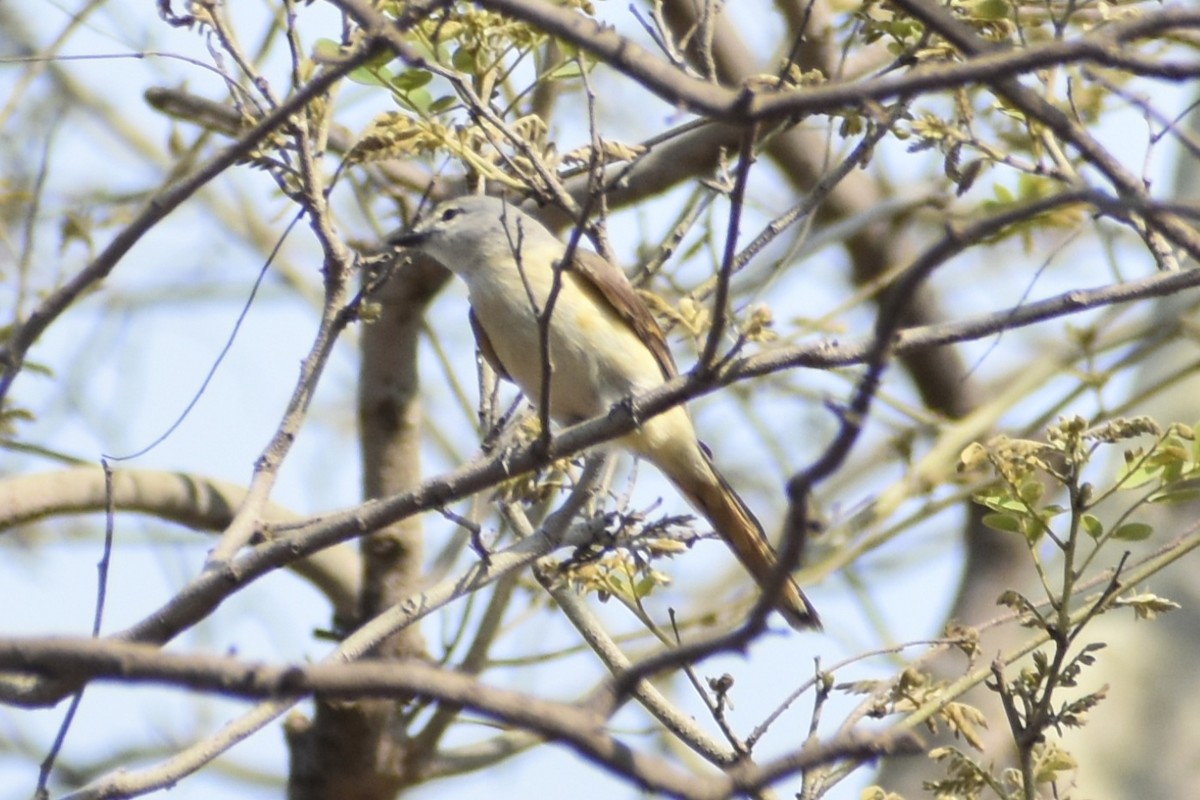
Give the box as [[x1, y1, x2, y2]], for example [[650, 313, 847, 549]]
[[319, 37, 393, 78], [974, 489, 1028, 514], [428, 95, 458, 114], [1162, 456, 1186, 483], [972, 0, 1010, 19], [349, 66, 392, 87], [404, 88, 434, 114], [1112, 522, 1153, 542], [982, 513, 1022, 534], [1034, 746, 1078, 783], [1081, 514, 1103, 539], [313, 38, 343, 61], [452, 46, 477, 72], [392, 69, 433, 91], [1019, 479, 1044, 504], [1148, 485, 1200, 505]]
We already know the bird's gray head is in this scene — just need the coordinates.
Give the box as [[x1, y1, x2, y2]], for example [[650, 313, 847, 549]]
[[388, 196, 561, 276]]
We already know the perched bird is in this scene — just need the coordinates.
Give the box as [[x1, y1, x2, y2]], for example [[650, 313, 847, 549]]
[[390, 195, 820, 630]]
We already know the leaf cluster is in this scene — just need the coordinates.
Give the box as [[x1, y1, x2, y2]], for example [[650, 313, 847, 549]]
[[334, 1, 601, 185], [559, 513, 700, 607], [961, 414, 1193, 549], [954, 413, 1191, 795], [841, 667, 989, 752]]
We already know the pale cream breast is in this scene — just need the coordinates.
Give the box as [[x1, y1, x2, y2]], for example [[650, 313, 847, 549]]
[[465, 249, 667, 424]]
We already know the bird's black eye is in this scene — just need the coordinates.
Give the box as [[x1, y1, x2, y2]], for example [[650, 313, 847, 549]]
[[440, 207, 462, 222]]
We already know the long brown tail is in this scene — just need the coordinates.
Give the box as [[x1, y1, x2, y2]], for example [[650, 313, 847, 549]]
[[667, 457, 821, 631]]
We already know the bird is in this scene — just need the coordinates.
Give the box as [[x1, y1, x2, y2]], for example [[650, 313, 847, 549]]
[[389, 195, 820, 630]]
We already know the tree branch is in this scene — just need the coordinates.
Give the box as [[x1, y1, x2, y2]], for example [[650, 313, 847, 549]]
[[0, 44, 381, 404], [0, 467, 359, 619]]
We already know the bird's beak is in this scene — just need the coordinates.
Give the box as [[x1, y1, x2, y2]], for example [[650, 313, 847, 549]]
[[385, 227, 430, 250]]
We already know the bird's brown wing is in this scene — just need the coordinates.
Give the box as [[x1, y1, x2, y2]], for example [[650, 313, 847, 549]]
[[469, 307, 512, 381], [567, 248, 678, 380]]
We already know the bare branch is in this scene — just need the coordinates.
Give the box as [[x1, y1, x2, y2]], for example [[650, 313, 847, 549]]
[[0, 467, 360, 618], [0, 44, 380, 404]]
